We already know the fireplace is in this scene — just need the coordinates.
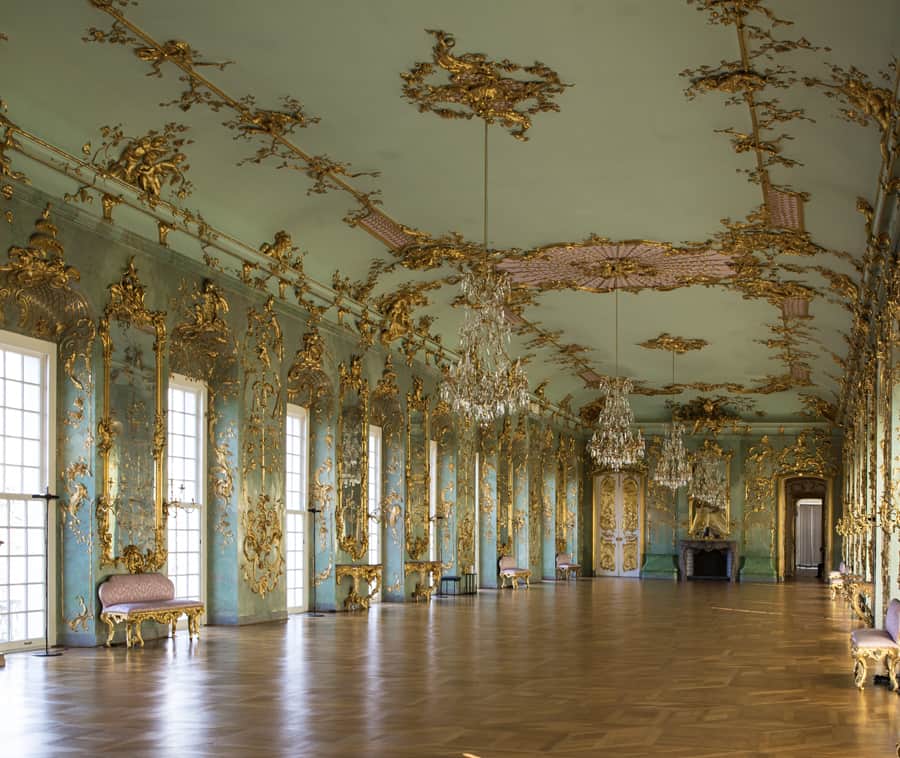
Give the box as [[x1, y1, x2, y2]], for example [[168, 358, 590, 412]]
[[678, 539, 738, 582]]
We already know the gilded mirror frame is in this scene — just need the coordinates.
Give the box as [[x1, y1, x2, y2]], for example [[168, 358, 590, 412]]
[[97, 258, 168, 573], [687, 439, 733, 538], [405, 377, 430, 560], [336, 355, 369, 560]]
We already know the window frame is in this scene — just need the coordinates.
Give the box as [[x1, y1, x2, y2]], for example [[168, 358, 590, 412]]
[[285, 403, 310, 613], [166, 373, 207, 611], [0, 329, 56, 653]]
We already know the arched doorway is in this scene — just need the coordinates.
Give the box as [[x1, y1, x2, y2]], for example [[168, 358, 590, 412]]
[[777, 476, 832, 581]]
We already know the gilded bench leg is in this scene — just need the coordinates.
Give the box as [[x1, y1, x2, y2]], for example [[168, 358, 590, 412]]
[[853, 655, 868, 690], [188, 610, 201, 640], [171, 619, 178, 639], [102, 615, 116, 647], [132, 621, 145, 648], [889, 652, 899, 692]]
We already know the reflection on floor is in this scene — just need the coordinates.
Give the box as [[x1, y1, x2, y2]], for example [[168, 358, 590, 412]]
[[1, 579, 896, 757]]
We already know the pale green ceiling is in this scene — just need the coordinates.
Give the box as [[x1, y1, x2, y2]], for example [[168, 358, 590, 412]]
[[3, 0, 898, 423]]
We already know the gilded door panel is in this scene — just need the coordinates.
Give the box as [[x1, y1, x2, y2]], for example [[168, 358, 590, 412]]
[[595, 476, 618, 576], [621, 476, 642, 577], [594, 474, 643, 577]]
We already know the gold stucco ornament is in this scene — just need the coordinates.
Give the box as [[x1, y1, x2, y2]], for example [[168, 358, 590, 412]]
[[401, 30, 570, 141]]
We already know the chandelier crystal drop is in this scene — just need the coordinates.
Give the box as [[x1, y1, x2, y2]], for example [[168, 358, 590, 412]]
[[587, 376, 645, 472], [689, 447, 727, 509], [652, 421, 692, 490], [440, 265, 530, 424], [652, 349, 692, 490]]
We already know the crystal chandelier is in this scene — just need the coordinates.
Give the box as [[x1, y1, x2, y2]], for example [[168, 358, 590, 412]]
[[652, 350, 691, 490], [588, 288, 644, 471], [441, 122, 529, 423], [654, 421, 692, 490], [441, 264, 529, 424], [689, 447, 726, 510]]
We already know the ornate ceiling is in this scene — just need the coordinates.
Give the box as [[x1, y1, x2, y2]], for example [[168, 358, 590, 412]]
[[2, 0, 898, 425]]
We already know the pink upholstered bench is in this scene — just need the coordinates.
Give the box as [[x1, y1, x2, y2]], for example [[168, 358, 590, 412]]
[[850, 598, 900, 690], [498, 556, 531, 589], [99, 573, 204, 648], [555, 553, 581, 580]]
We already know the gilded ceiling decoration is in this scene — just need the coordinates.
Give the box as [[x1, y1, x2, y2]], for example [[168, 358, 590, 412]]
[[498, 239, 733, 293], [74, 123, 194, 204], [83, 0, 383, 215], [639, 334, 708, 354], [0, 1, 885, 425], [668, 395, 755, 436], [400, 29, 570, 141]]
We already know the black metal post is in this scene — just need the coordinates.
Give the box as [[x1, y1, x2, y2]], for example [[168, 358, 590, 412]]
[[32, 487, 61, 657], [307, 507, 324, 617]]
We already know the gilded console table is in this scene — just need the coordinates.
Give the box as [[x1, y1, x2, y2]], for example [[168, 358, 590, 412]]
[[404, 560, 444, 602], [335, 564, 382, 610]]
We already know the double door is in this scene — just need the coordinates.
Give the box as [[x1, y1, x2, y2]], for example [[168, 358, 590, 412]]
[[594, 473, 643, 577]]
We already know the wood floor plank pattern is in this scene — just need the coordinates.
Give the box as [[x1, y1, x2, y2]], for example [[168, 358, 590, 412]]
[[2, 580, 899, 757]]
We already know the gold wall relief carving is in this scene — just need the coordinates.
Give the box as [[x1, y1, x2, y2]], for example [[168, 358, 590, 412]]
[[401, 29, 570, 141], [371, 354, 401, 437], [688, 440, 733, 539], [556, 434, 576, 554], [497, 417, 513, 557], [311, 457, 334, 553], [240, 230, 304, 300], [405, 377, 430, 559], [170, 278, 236, 387], [210, 420, 236, 547], [60, 458, 90, 545], [239, 296, 285, 596], [336, 355, 369, 561], [0, 205, 95, 390], [286, 313, 333, 420], [98, 258, 167, 573], [65, 595, 90, 633]]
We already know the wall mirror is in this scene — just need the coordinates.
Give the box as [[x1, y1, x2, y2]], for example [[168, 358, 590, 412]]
[[336, 355, 369, 560], [405, 377, 430, 560], [97, 258, 168, 573]]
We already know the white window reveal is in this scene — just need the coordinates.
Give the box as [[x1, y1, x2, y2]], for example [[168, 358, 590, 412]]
[[0, 332, 56, 652], [166, 376, 206, 604], [286, 404, 309, 612], [367, 425, 382, 602]]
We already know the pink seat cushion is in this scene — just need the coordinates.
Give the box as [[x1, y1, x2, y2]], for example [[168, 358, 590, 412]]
[[102, 599, 204, 615], [886, 599, 900, 643], [500, 568, 526, 574], [851, 629, 896, 649], [99, 573, 175, 608]]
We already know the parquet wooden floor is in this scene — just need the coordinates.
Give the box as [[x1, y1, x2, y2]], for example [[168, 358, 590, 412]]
[[2, 579, 898, 757]]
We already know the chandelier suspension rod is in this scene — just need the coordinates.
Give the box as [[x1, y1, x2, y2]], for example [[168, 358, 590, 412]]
[[483, 120, 489, 253], [614, 286, 619, 380]]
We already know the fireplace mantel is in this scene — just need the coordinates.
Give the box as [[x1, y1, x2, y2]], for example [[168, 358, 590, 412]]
[[678, 539, 738, 582]]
